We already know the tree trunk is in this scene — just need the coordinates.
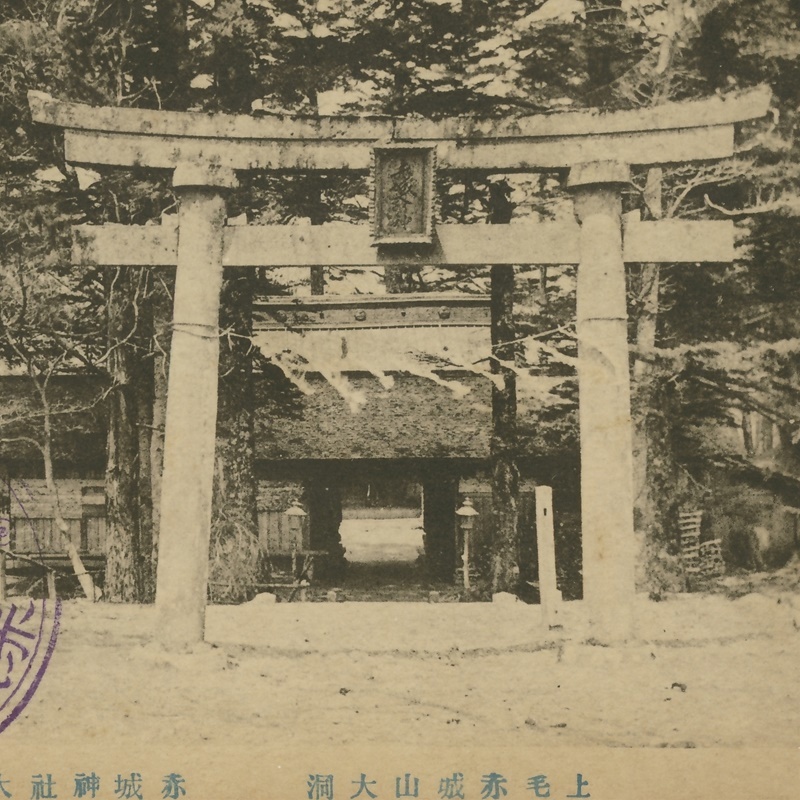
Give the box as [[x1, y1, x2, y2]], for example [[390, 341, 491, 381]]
[[757, 415, 774, 455], [581, 0, 626, 101], [149, 269, 173, 572], [105, 267, 151, 602], [0, 468, 8, 523], [154, 0, 190, 109], [310, 266, 325, 295], [384, 265, 406, 294], [631, 168, 687, 595], [134, 285, 156, 601], [490, 263, 520, 593], [209, 269, 260, 603], [41, 413, 96, 601], [487, 181, 520, 594], [1, 467, 10, 591], [742, 412, 756, 457], [309, 188, 326, 295], [147, 0, 184, 587], [633, 168, 662, 542]]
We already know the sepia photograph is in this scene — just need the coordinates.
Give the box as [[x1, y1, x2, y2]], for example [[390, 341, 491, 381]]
[[0, 1, 798, 798]]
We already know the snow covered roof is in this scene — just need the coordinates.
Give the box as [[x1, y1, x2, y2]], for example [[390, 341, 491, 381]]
[[253, 326, 495, 412]]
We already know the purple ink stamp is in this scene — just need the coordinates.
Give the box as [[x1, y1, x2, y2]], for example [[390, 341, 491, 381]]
[[0, 481, 61, 734], [0, 597, 61, 734]]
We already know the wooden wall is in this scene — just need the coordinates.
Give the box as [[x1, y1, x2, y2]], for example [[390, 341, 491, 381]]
[[7, 478, 105, 555]]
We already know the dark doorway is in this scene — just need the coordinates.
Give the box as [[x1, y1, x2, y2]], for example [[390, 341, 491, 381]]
[[306, 461, 460, 599]]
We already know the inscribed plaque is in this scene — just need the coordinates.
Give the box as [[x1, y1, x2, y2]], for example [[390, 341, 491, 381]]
[[371, 145, 436, 244]]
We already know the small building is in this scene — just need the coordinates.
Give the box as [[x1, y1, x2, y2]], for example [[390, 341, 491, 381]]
[[0, 320, 582, 593]]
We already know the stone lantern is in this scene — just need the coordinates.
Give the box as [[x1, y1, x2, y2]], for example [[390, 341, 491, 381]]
[[455, 498, 479, 589]]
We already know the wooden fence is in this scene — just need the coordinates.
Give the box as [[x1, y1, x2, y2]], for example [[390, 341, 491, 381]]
[[4, 478, 307, 559], [6, 479, 105, 556]]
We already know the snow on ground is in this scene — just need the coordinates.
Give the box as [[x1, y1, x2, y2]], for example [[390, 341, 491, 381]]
[[4, 561, 800, 755], [339, 517, 424, 562]]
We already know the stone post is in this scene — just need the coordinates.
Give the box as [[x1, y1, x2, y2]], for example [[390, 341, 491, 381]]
[[154, 164, 237, 650], [534, 485, 561, 629], [568, 161, 636, 642]]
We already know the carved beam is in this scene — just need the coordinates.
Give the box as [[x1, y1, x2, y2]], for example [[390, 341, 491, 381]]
[[253, 293, 490, 330]]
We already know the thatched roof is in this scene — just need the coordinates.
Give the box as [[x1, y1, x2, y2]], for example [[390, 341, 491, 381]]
[[251, 327, 573, 460], [255, 369, 494, 460]]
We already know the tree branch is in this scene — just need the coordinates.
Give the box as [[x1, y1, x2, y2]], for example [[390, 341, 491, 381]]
[[704, 193, 800, 217]]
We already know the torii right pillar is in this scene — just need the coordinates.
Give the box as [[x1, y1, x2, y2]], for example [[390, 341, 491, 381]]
[[569, 161, 636, 643]]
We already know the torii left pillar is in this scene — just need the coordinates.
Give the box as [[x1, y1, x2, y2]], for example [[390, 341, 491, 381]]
[[155, 164, 237, 650]]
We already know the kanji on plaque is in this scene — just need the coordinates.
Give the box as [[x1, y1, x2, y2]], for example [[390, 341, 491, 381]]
[[371, 145, 436, 245]]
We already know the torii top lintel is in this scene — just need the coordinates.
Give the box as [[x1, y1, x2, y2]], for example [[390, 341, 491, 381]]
[[28, 88, 771, 172]]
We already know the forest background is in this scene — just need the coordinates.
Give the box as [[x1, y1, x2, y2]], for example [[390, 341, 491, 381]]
[[0, 0, 798, 604]]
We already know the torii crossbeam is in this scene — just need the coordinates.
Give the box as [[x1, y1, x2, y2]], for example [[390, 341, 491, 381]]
[[30, 87, 770, 647]]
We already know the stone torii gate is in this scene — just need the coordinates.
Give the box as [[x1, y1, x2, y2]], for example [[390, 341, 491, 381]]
[[29, 87, 770, 648]]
